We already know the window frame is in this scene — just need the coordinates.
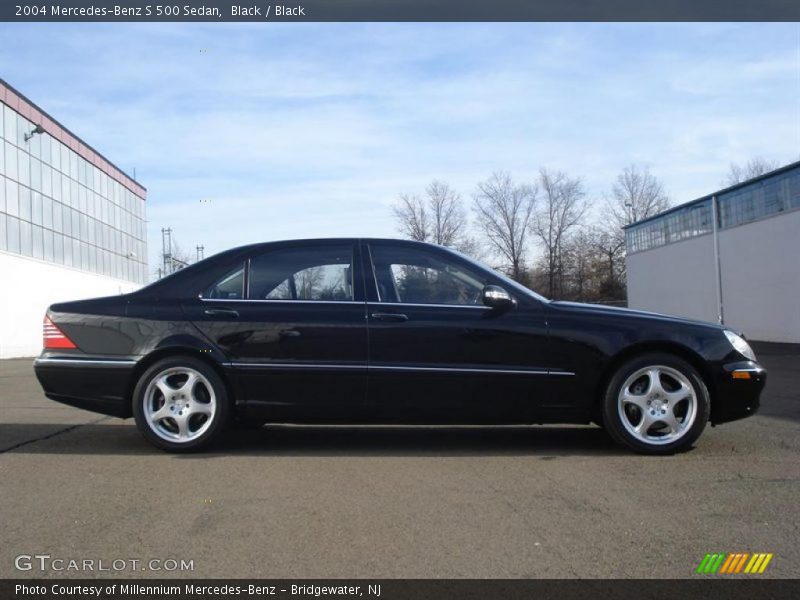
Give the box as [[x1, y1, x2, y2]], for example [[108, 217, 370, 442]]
[[200, 241, 364, 304]]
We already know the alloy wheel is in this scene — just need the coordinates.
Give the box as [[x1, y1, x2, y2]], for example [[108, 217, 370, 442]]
[[617, 365, 698, 445], [143, 367, 217, 443]]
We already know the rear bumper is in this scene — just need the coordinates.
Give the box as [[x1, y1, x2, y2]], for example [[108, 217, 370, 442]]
[[710, 360, 767, 425], [33, 355, 137, 418]]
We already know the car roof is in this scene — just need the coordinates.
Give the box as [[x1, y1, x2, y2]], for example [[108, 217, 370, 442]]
[[227, 237, 446, 253]]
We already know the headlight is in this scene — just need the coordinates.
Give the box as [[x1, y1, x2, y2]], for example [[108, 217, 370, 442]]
[[724, 330, 756, 361]]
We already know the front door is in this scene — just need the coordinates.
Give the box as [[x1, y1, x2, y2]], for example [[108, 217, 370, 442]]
[[185, 241, 368, 420], [363, 241, 550, 422]]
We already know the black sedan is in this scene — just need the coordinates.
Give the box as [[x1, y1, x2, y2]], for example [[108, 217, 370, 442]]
[[34, 238, 766, 454]]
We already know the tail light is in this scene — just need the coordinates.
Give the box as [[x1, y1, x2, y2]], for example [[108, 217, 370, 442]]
[[43, 315, 77, 349]]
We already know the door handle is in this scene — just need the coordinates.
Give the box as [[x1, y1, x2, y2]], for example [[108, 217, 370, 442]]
[[279, 329, 301, 339], [371, 312, 408, 322], [204, 308, 239, 318]]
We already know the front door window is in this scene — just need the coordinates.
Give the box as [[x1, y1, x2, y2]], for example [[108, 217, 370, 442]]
[[370, 244, 485, 306]]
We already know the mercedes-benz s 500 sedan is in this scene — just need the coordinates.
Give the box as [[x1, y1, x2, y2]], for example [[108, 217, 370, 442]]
[[34, 238, 766, 454]]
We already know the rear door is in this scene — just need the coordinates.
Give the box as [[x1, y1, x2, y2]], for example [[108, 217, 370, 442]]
[[363, 240, 551, 422], [184, 241, 368, 419]]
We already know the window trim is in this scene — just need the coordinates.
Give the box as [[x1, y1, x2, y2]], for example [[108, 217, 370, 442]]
[[200, 298, 363, 305], [200, 243, 359, 304]]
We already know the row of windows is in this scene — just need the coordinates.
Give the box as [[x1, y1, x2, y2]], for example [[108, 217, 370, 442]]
[[1, 103, 144, 219], [1, 170, 146, 242], [626, 167, 800, 254], [1, 102, 147, 283], [1, 175, 146, 272], [206, 243, 488, 307], [626, 200, 713, 254], [0, 213, 147, 283], [719, 168, 800, 229]]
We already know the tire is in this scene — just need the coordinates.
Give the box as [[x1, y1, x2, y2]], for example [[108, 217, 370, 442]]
[[132, 356, 229, 452], [602, 352, 710, 455]]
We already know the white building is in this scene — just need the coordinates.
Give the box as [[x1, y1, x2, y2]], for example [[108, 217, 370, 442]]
[[0, 79, 148, 358], [625, 162, 800, 343]]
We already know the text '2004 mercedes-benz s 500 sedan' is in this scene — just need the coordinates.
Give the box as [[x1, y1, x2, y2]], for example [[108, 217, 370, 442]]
[[34, 238, 766, 454]]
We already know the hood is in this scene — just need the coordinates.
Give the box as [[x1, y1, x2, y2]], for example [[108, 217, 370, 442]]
[[549, 300, 725, 331]]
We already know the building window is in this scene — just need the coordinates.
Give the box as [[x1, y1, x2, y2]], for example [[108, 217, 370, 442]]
[[625, 199, 712, 254], [719, 169, 800, 229]]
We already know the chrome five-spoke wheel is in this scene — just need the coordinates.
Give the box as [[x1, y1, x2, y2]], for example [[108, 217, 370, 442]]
[[133, 357, 228, 452], [144, 367, 216, 442], [618, 365, 697, 445], [603, 353, 710, 454]]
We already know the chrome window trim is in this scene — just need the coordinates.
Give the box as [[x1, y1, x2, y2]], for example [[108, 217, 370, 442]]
[[229, 361, 574, 376], [199, 298, 488, 309], [199, 298, 364, 305]]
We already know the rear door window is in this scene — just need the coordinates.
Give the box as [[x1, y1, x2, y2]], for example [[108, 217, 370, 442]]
[[249, 244, 355, 301]]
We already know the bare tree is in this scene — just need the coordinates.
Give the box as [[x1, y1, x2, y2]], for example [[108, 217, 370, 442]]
[[606, 164, 671, 230], [594, 227, 627, 301], [531, 169, 587, 298], [560, 227, 600, 302], [472, 172, 537, 282], [392, 180, 468, 248], [392, 194, 428, 242], [725, 157, 781, 186], [296, 266, 324, 299], [426, 180, 467, 247], [599, 165, 670, 300]]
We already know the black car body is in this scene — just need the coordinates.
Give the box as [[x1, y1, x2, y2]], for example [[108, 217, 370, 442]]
[[34, 238, 766, 453]]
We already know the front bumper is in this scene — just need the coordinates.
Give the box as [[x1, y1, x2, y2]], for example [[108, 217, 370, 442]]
[[710, 360, 767, 425], [33, 355, 137, 418]]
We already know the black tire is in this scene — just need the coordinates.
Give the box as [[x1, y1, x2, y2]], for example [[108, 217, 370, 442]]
[[602, 352, 710, 455], [132, 356, 229, 452]]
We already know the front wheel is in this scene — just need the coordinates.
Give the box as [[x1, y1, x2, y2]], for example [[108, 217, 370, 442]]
[[132, 356, 229, 452], [602, 353, 710, 455]]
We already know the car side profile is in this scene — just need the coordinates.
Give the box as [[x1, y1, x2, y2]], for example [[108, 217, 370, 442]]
[[33, 238, 766, 454]]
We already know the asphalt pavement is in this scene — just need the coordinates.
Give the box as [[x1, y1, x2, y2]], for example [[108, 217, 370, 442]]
[[1, 344, 798, 579]]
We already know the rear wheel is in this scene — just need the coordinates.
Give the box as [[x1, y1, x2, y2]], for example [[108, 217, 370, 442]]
[[133, 357, 229, 452], [603, 353, 709, 454]]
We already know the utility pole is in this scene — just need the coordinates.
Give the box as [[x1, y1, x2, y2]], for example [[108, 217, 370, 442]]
[[161, 228, 172, 277]]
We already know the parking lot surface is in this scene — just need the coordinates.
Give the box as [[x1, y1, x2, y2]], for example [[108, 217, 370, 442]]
[[1, 344, 798, 579]]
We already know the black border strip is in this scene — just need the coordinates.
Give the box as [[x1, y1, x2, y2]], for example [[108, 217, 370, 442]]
[[2, 579, 799, 600], [3, 1, 800, 22]]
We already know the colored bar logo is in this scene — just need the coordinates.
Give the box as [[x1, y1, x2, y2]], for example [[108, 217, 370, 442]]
[[696, 552, 773, 574]]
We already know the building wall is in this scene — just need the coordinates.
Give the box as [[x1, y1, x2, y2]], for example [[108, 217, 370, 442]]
[[717, 210, 800, 343], [626, 210, 800, 343], [0, 250, 139, 358], [626, 232, 719, 324], [0, 80, 148, 358]]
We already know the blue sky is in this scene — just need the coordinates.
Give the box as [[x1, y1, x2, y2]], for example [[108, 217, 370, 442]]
[[1, 23, 798, 270]]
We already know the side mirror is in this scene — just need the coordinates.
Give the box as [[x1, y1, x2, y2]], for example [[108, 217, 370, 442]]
[[482, 285, 515, 310]]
